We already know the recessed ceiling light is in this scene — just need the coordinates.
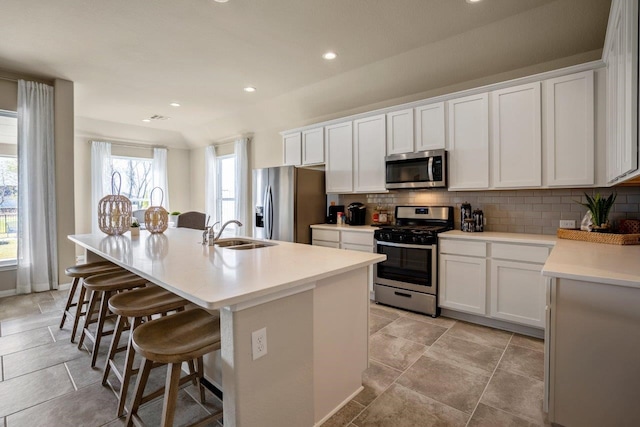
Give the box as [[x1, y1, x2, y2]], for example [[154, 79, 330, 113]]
[[466, 0, 482, 3], [244, 86, 256, 93], [142, 119, 151, 122], [169, 102, 181, 107], [322, 51, 337, 60], [214, 0, 229, 3]]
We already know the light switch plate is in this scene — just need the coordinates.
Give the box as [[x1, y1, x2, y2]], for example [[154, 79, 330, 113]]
[[559, 220, 576, 229]]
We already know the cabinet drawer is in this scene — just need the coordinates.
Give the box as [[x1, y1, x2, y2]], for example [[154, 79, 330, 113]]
[[312, 229, 339, 242], [439, 239, 486, 257], [342, 243, 373, 253], [312, 240, 340, 249], [491, 243, 549, 263], [341, 231, 374, 246]]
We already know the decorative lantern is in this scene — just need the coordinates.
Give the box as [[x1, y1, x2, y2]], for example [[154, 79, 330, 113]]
[[145, 187, 169, 234], [98, 172, 132, 236]]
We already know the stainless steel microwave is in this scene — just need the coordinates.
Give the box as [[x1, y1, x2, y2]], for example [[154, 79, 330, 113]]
[[385, 149, 447, 189]]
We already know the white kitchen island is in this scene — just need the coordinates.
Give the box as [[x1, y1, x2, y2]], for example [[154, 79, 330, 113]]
[[69, 228, 385, 427]]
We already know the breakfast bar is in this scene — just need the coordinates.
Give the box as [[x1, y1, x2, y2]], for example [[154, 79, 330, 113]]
[[69, 228, 385, 427]]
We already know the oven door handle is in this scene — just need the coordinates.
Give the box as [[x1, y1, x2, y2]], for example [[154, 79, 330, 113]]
[[376, 240, 437, 250]]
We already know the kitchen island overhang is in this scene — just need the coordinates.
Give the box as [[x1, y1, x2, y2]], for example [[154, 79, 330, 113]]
[[69, 228, 385, 427]]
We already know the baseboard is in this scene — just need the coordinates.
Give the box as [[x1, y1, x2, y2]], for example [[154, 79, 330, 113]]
[[440, 309, 544, 339], [0, 288, 17, 298], [313, 386, 364, 427]]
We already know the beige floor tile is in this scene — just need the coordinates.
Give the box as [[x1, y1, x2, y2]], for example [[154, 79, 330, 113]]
[[353, 360, 402, 406], [427, 334, 503, 375], [38, 298, 67, 314], [65, 356, 103, 389], [369, 314, 393, 335], [368, 333, 426, 371], [0, 311, 61, 336], [468, 403, 538, 427], [379, 317, 447, 346], [354, 383, 468, 427], [5, 382, 119, 426], [404, 312, 457, 329], [0, 364, 75, 416], [397, 356, 490, 414], [322, 400, 365, 427], [446, 321, 512, 350], [3, 339, 86, 379], [369, 304, 402, 320], [0, 327, 54, 357], [500, 344, 544, 381], [135, 389, 221, 426], [480, 369, 546, 425], [511, 334, 544, 352]]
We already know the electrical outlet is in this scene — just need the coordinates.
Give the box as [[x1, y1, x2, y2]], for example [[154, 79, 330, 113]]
[[559, 220, 576, 229], [251, 327, 267, 360]]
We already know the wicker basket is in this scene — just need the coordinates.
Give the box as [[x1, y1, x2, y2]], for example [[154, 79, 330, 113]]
[[144, 187, 169, 234], [98, 172, 132, 236], [557, 228, 640, 245]]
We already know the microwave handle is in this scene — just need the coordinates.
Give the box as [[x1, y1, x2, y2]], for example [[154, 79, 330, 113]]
[[428, 156, 434, 182]]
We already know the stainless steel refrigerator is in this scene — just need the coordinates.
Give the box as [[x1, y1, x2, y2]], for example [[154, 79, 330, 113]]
[[252, 166, 326, 244]]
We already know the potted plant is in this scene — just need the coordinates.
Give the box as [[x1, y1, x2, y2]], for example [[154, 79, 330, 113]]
[[169, 211, 180, 225], [130, 217, 140, 237], [578, 192, 617, 232]]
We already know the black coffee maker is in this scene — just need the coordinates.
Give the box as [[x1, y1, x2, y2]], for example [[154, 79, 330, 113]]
[[347, 202, 367, 225]]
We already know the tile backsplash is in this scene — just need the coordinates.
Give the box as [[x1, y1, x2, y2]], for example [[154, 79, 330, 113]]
[[339, 186, 640, 235]]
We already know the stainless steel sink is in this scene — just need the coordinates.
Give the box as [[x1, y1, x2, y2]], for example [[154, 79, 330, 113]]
[[214, 238, 276, 249]]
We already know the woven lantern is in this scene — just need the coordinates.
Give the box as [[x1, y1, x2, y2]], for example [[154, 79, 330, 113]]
[[98, 172, 132, 236], [145, 187, 169, 234]]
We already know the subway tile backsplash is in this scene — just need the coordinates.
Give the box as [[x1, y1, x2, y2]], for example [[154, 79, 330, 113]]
[[339, 187, 640, 235]]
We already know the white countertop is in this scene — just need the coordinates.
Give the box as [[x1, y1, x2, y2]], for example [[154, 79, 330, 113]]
[[542, 239, 640, 289], [310, 224, 379, 233], [69, 228, 385, 309], [440, 230, 557, 245]]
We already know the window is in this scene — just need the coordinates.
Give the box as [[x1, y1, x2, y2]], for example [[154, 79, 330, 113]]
[[217, 155, 236, 224], [110, 156, 153, 210], [0, 111, 17, 266]]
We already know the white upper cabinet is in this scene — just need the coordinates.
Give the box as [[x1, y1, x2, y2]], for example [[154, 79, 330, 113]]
[[447, 93, 489, 190], [302, 127, 324, 165], [604, 0, 638, 183], [282, 132, 301, 166], [544, 71, 595, 187], [325, 122, 353, 193], [354, 114, 386, 193], [386, 109, 414, 155], [415, 102, 446, 152], [490, 82, 542, 188]]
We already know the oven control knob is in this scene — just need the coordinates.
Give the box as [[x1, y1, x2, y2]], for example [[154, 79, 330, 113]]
[[419, 236, 427, 244], [411, 236, 419, 244], [397, 235, 405, 243]]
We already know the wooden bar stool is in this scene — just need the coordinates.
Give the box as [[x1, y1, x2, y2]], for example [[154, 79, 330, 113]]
[[78, 270, 148, 367], [125, 308, 222, 427], [61, 261, 123, 343], [103, 285, 189, 417]]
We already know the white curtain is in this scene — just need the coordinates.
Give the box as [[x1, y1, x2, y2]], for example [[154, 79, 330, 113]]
[[234, 138, 249, 236], [152, 147, 170, 210], [205, 145, 217, 226], [16, 80, 58, 294], [91, 141, 112, 234]]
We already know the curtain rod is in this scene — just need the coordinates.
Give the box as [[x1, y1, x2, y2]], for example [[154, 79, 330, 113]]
[[88, 139, 168, 150], [0, 76, 18, 83]]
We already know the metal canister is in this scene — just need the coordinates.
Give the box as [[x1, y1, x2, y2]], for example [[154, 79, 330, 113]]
[[473, 209, 484, 232], [460, 202, 472, 231]]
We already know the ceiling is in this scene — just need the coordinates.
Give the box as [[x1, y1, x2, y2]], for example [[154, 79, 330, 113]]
[[0, 0, 612, 148]]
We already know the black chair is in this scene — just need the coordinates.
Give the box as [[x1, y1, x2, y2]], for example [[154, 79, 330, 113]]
[[176, 211, 206, 230]]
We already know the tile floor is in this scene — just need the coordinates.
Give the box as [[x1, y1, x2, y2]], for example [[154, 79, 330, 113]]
[[0, 290, 548, 426]]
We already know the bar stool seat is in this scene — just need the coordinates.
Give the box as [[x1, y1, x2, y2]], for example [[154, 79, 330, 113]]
[[126, 308, 222, 427], [103, 286, 189, 417], [78, 270, 148, 367], [61, 261, 123, 343]]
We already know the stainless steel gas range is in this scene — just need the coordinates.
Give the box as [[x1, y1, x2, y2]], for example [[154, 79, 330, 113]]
[[373, 206, 454, 317]]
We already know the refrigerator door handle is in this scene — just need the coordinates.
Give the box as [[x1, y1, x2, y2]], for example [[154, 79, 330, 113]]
[[265, 185, 274, 239]]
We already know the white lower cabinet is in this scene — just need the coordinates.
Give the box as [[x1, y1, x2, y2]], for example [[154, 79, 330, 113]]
[[439, 254, 487, 315], [490, 259, 546, 328], [439, 236, 552, 329]]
